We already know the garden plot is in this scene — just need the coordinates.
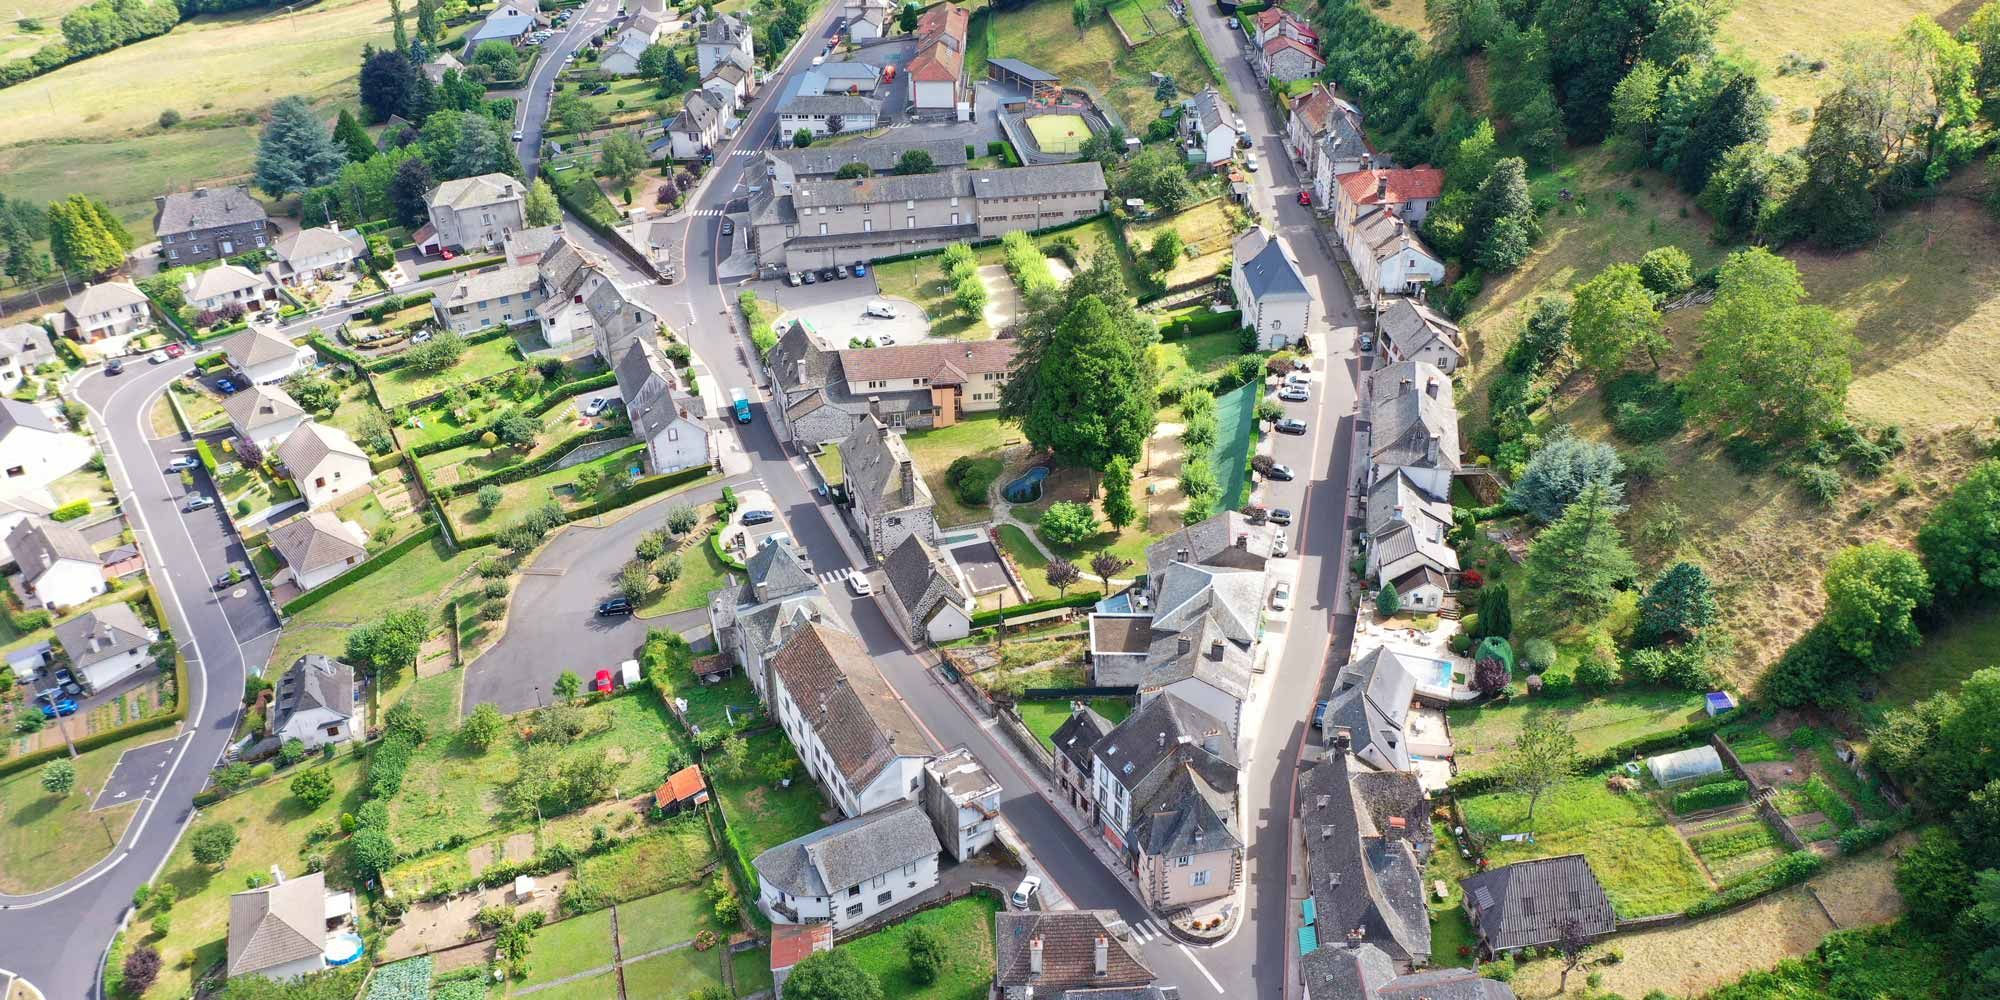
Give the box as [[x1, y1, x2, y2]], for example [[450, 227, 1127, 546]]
[[1722, 721, 1897, 845]]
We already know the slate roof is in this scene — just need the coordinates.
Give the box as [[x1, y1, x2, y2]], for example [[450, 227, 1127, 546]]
[[1093, 694, 1235, 797], [226, 870, 327, 976], [970, 161, 1106, 199], [884, 534, 968, 628], [1191, 87, 1230, 136], [700, 11, 746, 43], [505, 225, 565, 263], [744, 536, 820, 604], [1323, 646, 1423, 773], [183, 263, 268, 302], [155, 186, 267, 237], [779, 93, 881, 117], [1368, 360, 1458, 473], [673, 89, 725, 136], [0, 324, 54, 365], [62, 280, 147, 317], [768, 139, 969, 177], [1337, 168, 1446, 206], [1350, 205, 1442, 269], [840, 416, 930, 515], [1138, 605, 1254, 699], [1378, 297, 1465, 363], [1301, 942, 1518, 1000], [268, 511, 368, 575], [1144, 512, 1268, 585], [1051, 703, 1114, 776], [219, 325, 298, 369], [9, 518, 99, 577], [1366, 471, 1457, 580], [0, 397, 60, 435], [615, 339, 695, 445], [1130, 761, 1240, 859], [1233, 227, 1310, 302], [272, 654, 357, 727], [752, 799, 940, 897], [1319, 107, 1370, 165], [767, 622, 932, 788], [995, 910, 1154, 996], [838, 340, 1016, 385], [1460, 855, 1616, 953], [224, 384, 306, 434], [54, 601, 150, 670], [276, 422, 367, 478], [273, 226, 364, 263], [1300, 748, 1432, 964], [429, 173, 523, 212]]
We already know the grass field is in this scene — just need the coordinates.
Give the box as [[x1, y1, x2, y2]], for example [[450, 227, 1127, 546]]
[[637, 511, 732, 616], [614, 884, 719, 954], [415, 403, 586, 483], [993, 522, 1059, 601], [1425, 824, 1479, 967], [710, 730, 829, 878], [142, 756, 367, 999], [1446, 687, 1707, 763], [1128, 198, 1241, 288], [870, 215, 1134, 341], [1017, 697, 1133, 752], [620, 946, 727, 998], [1871, 603, 2000, 720], [266, 534, 486, 673], [1718, 0, 1961, 149], [442, 444, 650, 538], [969, 0, 1220, 128], [0, 124, 263, 239], [0, 731, 158, 893], [516, 909, 617, 990], [845, 895, 1003, 1000], [903, 413, 1019, 528], [376, 334, 530, 408], [1461, 774, 1712, 917]]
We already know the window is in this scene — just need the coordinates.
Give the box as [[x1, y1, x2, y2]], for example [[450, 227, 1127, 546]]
[[863, 219, 872, 232], [847, 885, 860, 898], [1192, 870, 1211, 887], [906, 216, 915, 229], [819, 223, 829, 236], [314, 477, 327, 488], [877, 890, 893, 905], [325, 724, 340, 736], [846, 903, 863, 918], [1177, 855, 1191, 867], [872, 874, 885, 889]]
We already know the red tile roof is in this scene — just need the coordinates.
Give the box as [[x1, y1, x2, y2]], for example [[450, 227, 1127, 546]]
[[916, 2, 969, 45], [653, 764, 708, 808], [770, 921, 833, 971], [1255, 7, 1318, 41], [1292, 84, 1335, 134], [1336, 167, 1446, 207], [1264, 34, 1324, 65], [908, 40, 964, 82]]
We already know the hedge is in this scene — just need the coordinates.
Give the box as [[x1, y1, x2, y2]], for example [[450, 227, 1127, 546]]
[[194, 438, 219, 474], [1672, 779, 1750, 814], [0, 592, 186, 779], [1837, 817, 1908, 855], [416, 256, 506, 281], [49, 499, 92, 522], [710, 525, 746, 570], [969, 592, 1102, 628], [454, 467, 713, 548], [54, 337, 85, 369], [1684, 850, 1822, 918], [527, 371, 619, 417], [439, 426, 629, 498], [1449, 711, 1733, 796], [306, 333, 367, 371], [279, 525, 442, 616], [1159, 309, 1243, 341]]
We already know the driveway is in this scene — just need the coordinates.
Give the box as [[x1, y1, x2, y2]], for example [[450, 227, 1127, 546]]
[[459, 477, 742, 715]]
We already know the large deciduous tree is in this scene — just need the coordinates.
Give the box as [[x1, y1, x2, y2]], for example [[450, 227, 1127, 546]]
[[1569, 262, 1664, 376], [360, 47, 424, 124], [783, 949, 883, 1000], [1916, 460, 2000, 603], [524, 178, 561, 227], [1823, 541, 1930, 670], [1684, 247, 1853, 442]]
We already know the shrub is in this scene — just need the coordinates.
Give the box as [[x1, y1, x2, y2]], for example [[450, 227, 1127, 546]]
[[49, 498, 91, 521], [1686, 851, 1822, 916], [1672, 779, 1749, 814], [1039, 501, 1097, 547], [1793, 463, 1844, 505], [907, 925, 946, 986], [1602, 371, 1686, 444], [1575, 654, 1618, 689]]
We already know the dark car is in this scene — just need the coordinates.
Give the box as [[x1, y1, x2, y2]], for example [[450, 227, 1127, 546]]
[[590, 83, 611, 96], [215, 377, 241, 395], [740, 509, 775, 526], [1313, 700, 1330, 729], [105, 358, 124, 375], [721, 219, 734, 236], [1277, 418, 1308, 435], [596, 597, 634, 616], [1264, 464, 1296, 481], [1269, 508, 1294, 525], [802, 271, 817, 285], [820, 268, 839, 282]]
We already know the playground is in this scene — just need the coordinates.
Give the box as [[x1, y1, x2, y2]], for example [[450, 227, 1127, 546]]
[[1026, 113, 1090, 153]]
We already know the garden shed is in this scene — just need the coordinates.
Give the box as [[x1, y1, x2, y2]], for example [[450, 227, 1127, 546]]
[[1646, 745, 1725, 787]]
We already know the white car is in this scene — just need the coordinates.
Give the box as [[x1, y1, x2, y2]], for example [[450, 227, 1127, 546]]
[[411, 329, 434, 344], [512, 129, 525, 142], [1244, 152, 1259, 172], [864, 300, 896, 319], [584, 396, 610, 416], [848, 574, 873, 597], [1272, 529, 1289, 558], [1284, 370, 1311, 387], [1272, 581, 1291, 611], [1011, 875, 1042, 909]]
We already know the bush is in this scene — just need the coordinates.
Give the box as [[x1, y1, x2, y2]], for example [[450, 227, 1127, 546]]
[[1575, 654, 1618, 689], [1602, 371, 1686, 444], [1039, 501, 1097, 547], [49, 498, 92, 521], [1686, 851, 1822, 916], [1672, 779, 1750, 814]]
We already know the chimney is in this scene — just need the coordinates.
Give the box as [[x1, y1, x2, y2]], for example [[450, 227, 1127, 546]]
[[1388, 816, 1407, 839], [1157, 731, 1166, 749], [868, 395, 882, 420], [1427, 432, 1440, 462], [269, 865, 286, 885], [1209, 638, 1223, 658], [1376, 175, 1388, 199], [1093, 936, 1109, 977], [1235, 532, 1248, 549], [1346, 926, 1365, 949], [1333, 726, 1353, 751], [1391, 505, 1405, 522], [795, 359, 808, 387], [1177, 635, 1192, 655], [1400, 377, 1412, 390], [1176, 548, 1189, 563], [899, 458, 916, 504], [1029, 935, 1044, 975], [193, 187, 209, 199]]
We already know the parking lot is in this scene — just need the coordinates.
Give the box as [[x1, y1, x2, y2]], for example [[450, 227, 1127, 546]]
[[772, 285, 934, 345], [91, 736, 181, 810]]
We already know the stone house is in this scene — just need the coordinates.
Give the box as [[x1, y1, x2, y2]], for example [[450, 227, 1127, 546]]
[[839, 416, 938, 561], [421, 174, 528, 254], [155, 186, 270, 266]]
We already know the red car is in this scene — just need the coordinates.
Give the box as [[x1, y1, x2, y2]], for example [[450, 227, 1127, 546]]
[[592, 669, 614, 694], [163, 342, 186, 359], [1297, 190, 1311, 206], [439, 248, 456, 261]]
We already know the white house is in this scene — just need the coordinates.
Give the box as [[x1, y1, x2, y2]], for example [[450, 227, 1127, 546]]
[[276, 423, 373, 509], [224, 385, 310, 452], [766, 622, 933, 818], [0, 323, 56, 396], [920, 745, 1000, 861], [696, 12, 754, 77], [1343, 206, 1445, 302], [0, 398, 94, 500], [775, 94, 881, 138], [49, 280, 152, 353], [1183, 87, 1239, 166], [226, 871, 332, 983], [702, 61, 755, 108], [1088, 693, 1237, 859], [843, 0, 891, 38], [1376, 296, 1466, 373], [614, 339, 711, 473], [1231, 227, 1312, 351], [269, 225, 366, 285], [0, 495, 51, 566], [422, 173, 528, 254], [1366, 469, 1459, 612], [181, 263, 274, 315], [54, 601, 154, 694], [662, 89, 730, 161], [268, 511, 369, 592], [270, 654, 361, 749], [218, 324, 308, 384], [881, 533, 973, 645], [753, 799, 942, 930], [8, 518, 106, 610], [598, 9, 668, 76]]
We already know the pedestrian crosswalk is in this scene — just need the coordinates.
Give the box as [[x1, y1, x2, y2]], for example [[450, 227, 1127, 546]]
[[818, 567, 856, 585], [687, 208, 728, 217], [729, 148, 764, 157], [1125, 918, 1170, 944]]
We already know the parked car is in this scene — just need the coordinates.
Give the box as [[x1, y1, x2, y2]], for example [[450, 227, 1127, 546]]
[[1265, 463, 1296, 480], [786, 272, 802, 287], [1298, 190, 1312, 206], [512, 129, 525, 142], [1244, 152, 1259, 172], [592, 669, 614, 694], [1011, 875, 1042, 909], [740, 509, 775, 526], [411, 329, 435, 344], [848, 574, 873, 597], [864, 301, 896, 319], [802, 271, 816, 285], [1279, 386, 1309, 403], [215, 377, 240, 395], [1269, 507, 1293, 526], [590, 83, 610, 96], [52, 668, 75, 688], [183, 495, 214, 512], [167, 455, 200, 472], [1284, 370, 1311, 387], [721, 219, 734, 236], [1313, 700, 1330, 729], [852, 263, 867, 277], [40, 697, 78, 719], [877, 336, 896, 346], [1358, 331, 1375, 352], [147, 350, 168, 365], [1276, 418, 1308, 434], [820, 268, 840, 282], [163, 342, 186, 359], [1271, 581, 1292, 611], [1273, 529, 1289, 557], [596, 597, 634, 617], [213, 566, 245, 589], [105, 358, 123, 375]]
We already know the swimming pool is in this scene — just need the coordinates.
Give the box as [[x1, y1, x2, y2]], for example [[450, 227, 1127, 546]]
[[1003, 466, 1049, 503], [324, 931, 366, 967], [1424, 659, 1454, 688]]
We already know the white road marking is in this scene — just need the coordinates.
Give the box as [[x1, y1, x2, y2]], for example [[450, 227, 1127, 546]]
[[1177, 942, 1226, 994]]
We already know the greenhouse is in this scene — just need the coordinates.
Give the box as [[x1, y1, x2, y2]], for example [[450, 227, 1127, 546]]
[[1646, 745, 1726, 786]]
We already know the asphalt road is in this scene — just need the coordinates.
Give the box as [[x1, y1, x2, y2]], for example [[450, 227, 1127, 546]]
[[0, 358, 282, 1000], [516, 0, 624, 177]]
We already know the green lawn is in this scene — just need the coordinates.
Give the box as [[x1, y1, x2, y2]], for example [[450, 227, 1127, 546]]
[[1017, 697, 1133, 753], [712, 730, 829, 877], [1425, 824, 1480, 967], [1460, 774, 1713, 918], [267, 534, 488, 674], [903, 413, 1017, 528], [511, 970, 616, 1000], [417, 402, 600, 486], [620, 946, 726, 997], [389, 691, 690, 854], [871, 216, 1137, 341], [0, 124, 265, 240], [1447, 686, 1709, 764], [141, 756, 367, 1000], [1869, 601, 2000, 721], [993, 523, 1058, 601], [0, 731, 160, 893], [845, 895, 1003, 1000], [615, 885, 717, 954], [732, 947, 774, 997], [968, 0, 1221, 129], [641, 633, 765, 736], [813, 443, 843, 484], [1128, 198, 1241, 287], [376, 334, 529, 408], [442, 444, 650, 538], [638, 508, 732, 616], [572, 816, 716, 904], [516, 910, 617, 990]]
